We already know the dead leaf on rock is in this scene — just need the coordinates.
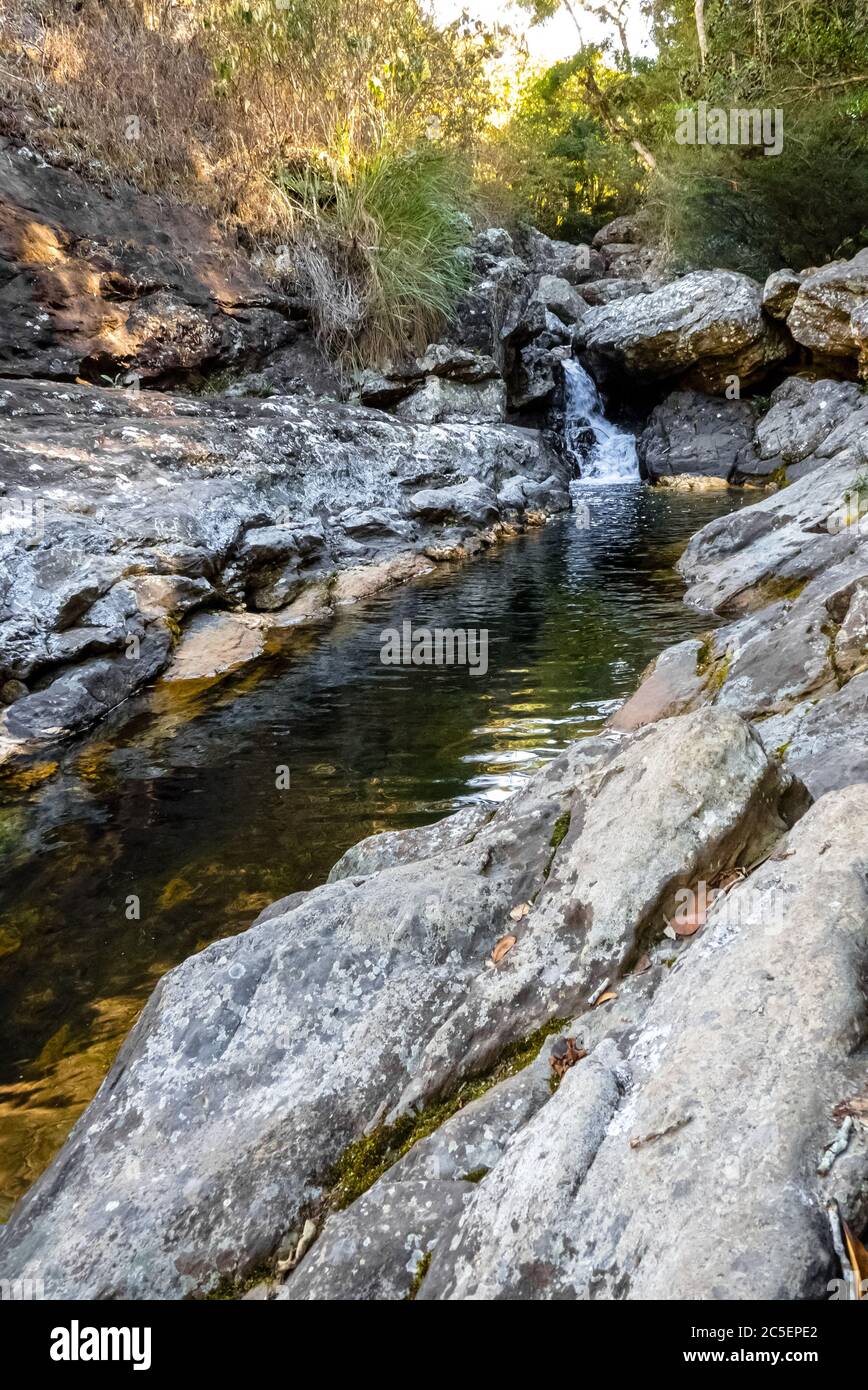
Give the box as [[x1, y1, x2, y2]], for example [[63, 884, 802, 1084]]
[[509, 902, 531, 921], [594, 990, 618, 1007], [632, 953, 652, 975], [833, 1092, 868, 1126], [491, 933, 517, 964], [549, 1037, 587, 1080], [672, 909, 705, 937]]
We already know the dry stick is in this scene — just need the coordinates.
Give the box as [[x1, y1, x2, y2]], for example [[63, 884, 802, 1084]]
[[817, 1114, 854, 1176], [826, 1200, 857, 1300], [630, 1115, 693, 1150]]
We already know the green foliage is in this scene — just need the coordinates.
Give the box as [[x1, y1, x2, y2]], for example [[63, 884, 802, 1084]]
[[494, 51, 645, 239], [273, 145, 473, 364], [498, 0, 868, 272]]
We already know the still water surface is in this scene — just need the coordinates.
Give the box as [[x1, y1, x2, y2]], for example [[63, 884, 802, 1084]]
[[0, 484, 750, 1216]]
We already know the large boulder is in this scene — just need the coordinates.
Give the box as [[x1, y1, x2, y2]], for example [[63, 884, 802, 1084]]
[[0, 710, 801, 1297], [637, 390, 759, 482], [787, 248, 868, 374], [0, 141, 294, 383], [745, 376, 865, 481], [576, 270, 792, 392]]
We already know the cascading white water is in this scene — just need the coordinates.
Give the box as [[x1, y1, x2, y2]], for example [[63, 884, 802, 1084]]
[[562, 358, 639, 484]]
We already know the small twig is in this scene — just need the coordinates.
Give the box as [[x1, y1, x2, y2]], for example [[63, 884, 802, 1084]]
[[587, 977, 610, 1007], [817, 1115, 853, 1176], [630, 1114, 692, 1150], [826, 1200, 857, 1300]]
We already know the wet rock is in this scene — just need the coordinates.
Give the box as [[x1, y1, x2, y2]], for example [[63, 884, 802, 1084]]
[[610, 639, 706, 731], [163, 611, 267, 681], [576, 270, 792, 392], [511, 344, 569, 409], [637, 390, 759, 481]]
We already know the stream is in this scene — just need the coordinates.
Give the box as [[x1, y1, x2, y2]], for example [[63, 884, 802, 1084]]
[[0, 482, 752, 1218]]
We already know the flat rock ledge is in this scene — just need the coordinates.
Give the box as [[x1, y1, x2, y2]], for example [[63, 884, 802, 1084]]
[[0, 379, 570, 760]]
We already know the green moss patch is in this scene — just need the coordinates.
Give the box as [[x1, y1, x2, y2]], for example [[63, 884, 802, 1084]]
[[326, 1017, 568, 1212]]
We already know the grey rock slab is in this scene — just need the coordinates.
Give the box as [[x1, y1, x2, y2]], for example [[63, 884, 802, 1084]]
[[419, 1040, 625, 1299], [425, 787, 868, 1300], [328, 805, 491, 882], [755, 670, 868, 798], [0, 710, 795, 1297], [277, 1180, 472, 1301]]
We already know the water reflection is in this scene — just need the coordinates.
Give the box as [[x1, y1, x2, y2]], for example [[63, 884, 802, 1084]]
[[0, 483, 750, 1216]]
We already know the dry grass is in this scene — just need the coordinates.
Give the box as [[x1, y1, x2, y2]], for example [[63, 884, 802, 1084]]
[[0, 1, 504, 363]]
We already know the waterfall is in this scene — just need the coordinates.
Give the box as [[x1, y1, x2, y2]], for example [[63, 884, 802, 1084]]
[[562, 359, 639, 484]]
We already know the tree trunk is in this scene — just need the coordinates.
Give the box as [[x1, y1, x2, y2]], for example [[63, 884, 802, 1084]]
[[694, 0, 708, 70]]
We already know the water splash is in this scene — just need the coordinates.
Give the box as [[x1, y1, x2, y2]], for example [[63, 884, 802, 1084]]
[[563, 358, 639, 484]]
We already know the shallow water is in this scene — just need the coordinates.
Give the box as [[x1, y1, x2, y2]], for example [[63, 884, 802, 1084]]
[[0, 483, 751, 1217]]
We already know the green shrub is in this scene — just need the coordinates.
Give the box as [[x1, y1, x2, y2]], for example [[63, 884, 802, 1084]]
[[273, 145, 474, 365]]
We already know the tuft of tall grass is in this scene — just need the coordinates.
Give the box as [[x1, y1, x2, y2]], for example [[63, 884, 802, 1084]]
[[273, 147, 474, 366]]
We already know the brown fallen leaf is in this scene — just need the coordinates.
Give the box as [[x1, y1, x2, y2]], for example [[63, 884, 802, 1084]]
[[549, 1037, 587, 1080], [833, 1093, 868, 1125], [842, 1219, 868, 1298], [491, 933, 517, 964], [671, 909, 705, 937], [509, 902, 531, 921], [594, 990, 618, 1007], [632, 953, 652, 975]]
